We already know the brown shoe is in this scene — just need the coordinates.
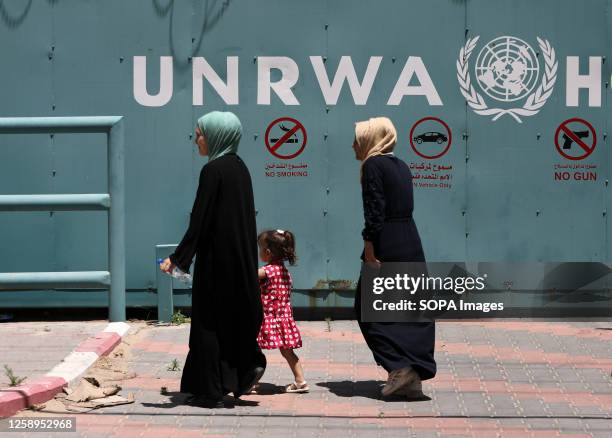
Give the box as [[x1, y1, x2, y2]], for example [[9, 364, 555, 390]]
[[381, 367, 419, 397], [397, 377, 424, 399]]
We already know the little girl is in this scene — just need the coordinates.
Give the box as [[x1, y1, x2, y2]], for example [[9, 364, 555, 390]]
[[255, 229, 308, 393]]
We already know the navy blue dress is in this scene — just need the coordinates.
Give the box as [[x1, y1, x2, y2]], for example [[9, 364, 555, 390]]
[[355, 154, 437, 380]]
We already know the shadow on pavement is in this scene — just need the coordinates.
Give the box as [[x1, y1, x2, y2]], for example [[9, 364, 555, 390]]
[[251, 382, 285, 395], [317, 380, 431, 402], [141, 392, 260, 409]]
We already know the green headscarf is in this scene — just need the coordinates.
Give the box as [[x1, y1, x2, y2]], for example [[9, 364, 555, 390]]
[[197, 111, 243, 162]]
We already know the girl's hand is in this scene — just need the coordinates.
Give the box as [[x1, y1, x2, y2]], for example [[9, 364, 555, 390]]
[[258, 268, 267, 280], [159, 258, 174, 273], [364, 241, 381, 267]]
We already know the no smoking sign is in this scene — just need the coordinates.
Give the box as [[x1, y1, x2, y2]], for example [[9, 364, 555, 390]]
[[265, 117, 307, 160]]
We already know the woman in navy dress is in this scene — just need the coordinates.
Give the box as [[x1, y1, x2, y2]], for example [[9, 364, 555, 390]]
[[352, 117, 436, 398]]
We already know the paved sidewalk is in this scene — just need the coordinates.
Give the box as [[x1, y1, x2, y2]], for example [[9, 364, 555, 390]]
[[8, 320, 612, 437], [0, 321, 109, 387]]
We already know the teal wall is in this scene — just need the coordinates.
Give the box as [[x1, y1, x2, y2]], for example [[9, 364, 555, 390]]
[[0, 0, 610, 308]]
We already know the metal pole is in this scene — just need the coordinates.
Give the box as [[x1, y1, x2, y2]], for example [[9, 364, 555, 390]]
[[156, 245, 175, 322], [0, 116, 123, 134], [108, 119, 126, 322], [0, 271, 111, 289], [0, 194, 111, 211]]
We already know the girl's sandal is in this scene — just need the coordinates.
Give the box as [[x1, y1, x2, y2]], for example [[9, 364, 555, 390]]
[[285, 381, 309, 393]]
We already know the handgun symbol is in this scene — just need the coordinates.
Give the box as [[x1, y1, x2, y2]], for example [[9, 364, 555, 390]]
[[562, 130, 589, 149]]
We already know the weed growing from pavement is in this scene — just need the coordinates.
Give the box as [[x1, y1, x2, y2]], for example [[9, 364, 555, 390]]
[[325, 317, 332, 332], [167, 359, 181, 371], [171, 310, 188, 325], [3, 364, 26, 386]]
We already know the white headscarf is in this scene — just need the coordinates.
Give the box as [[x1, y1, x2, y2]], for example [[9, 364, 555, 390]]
[[354, 117, 397, 178]]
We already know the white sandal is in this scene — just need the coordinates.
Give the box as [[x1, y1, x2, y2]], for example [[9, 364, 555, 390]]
[[285, 381, 309, 393]]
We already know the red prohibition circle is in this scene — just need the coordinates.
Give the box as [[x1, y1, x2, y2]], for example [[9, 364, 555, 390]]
[[554, 117, 597, 161], [264, 117, 308, 160], [409, 117, 452, 160]]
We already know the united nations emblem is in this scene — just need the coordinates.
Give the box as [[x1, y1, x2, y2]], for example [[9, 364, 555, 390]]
[[457, 35, 558, 123]]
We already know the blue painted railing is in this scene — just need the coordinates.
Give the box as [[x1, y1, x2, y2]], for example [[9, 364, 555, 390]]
[[0, 116, 126, 322]]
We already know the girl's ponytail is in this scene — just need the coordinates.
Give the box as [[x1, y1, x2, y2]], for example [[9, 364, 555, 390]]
[[258, 229, 297, 265], [281, 230, 297, 266]]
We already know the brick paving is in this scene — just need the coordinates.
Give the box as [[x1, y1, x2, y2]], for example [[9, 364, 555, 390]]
[[6, 320, 612, 437], [0, 320, 109, 387]]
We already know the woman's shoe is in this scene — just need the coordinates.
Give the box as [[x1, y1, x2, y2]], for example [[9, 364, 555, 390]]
[[285, 381, 309, 393], [381, 367, 419, 397], [235, 366, 265, 397], [248, 383, 260, 395], [185, 395, 224, 408], [396, 378, 424, 399]]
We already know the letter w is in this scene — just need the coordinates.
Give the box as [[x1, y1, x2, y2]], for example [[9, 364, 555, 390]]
[[310, 56, 382, 105]]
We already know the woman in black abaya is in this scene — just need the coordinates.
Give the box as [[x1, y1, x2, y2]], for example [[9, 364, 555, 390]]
[[352, 117, 436, 398], [160, 111, 266, 408]]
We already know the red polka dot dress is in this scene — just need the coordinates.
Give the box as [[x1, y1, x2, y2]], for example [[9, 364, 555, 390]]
[[256, 263, 302, 350]]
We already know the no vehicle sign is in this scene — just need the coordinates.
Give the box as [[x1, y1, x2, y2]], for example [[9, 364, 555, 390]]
[[554, 118, 597, 161], [265, 117, 307, 160]]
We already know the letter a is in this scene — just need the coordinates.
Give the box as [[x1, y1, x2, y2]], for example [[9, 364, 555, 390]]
[[388, 57, 442, 106]]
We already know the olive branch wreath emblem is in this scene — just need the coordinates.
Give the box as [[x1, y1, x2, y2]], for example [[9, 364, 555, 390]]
[[456, 36, 558, 123]]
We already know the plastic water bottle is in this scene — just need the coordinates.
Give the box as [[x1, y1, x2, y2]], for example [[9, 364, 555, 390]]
[[158, 258, 193, 286]]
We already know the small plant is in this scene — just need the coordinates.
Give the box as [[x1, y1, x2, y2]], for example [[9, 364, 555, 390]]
[[167, 359, 181, 371], [325, 317, 332, 332], [4, 365, 26, 387], [171, 310, 187, 325]]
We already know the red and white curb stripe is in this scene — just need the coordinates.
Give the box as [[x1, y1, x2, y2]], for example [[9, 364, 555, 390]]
[[0, 322, 130, 418]]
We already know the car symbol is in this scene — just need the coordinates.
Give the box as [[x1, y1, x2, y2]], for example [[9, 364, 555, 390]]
[[413, 132, 448, 144]]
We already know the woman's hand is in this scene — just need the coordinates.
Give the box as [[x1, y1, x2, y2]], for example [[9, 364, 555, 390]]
[[159, 258, 175, 273], [364, 241, 381, 267]]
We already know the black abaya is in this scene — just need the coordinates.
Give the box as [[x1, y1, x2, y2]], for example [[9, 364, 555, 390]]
[[355, 154, 436, 380], [169, 153, 266, 399]]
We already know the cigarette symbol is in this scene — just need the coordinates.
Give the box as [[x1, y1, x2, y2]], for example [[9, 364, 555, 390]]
[[271, 123, 299, 143]]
